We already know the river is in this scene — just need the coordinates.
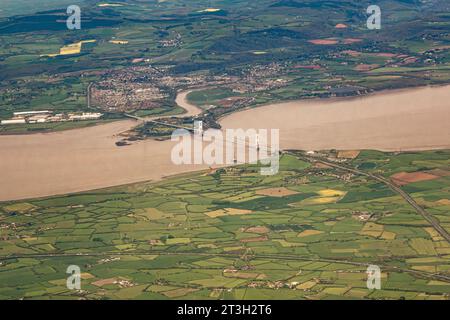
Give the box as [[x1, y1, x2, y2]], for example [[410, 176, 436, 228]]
[[0, 85, 449, 201]]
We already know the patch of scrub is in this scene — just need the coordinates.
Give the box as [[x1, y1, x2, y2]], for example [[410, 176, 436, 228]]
[[205, 208, 253, 218], [3, 202, 37, 213]]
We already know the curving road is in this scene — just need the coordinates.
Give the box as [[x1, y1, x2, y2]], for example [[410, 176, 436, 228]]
[[294, 153, 450, 244], [1, 85, 449, 201]]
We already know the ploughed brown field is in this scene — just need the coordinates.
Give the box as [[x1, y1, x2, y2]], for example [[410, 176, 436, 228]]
[[0, 85, 449, 201], [391, 171, 440, 186]]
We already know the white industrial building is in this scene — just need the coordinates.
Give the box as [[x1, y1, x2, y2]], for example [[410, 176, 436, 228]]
[[1, 111, 103, 125], [1, 119, 26, 125], [13, 110, 51, 116]]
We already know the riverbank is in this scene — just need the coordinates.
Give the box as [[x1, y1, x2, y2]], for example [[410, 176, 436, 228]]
[[220, 84, 450, 151], [0, 85, 449, 201]]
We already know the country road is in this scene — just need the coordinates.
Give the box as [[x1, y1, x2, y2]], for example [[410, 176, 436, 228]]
[[1, 250, 449, 283], [293, 153, 450, 244]]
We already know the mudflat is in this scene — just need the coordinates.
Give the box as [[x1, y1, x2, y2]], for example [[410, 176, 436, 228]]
[[0, 86, 449, 201]]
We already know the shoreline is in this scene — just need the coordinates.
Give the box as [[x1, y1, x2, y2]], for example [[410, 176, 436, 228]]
[[0, 89, 201, 137], [220, 84, 450, 152], [215, 84, 450, 114], [214, 83, 450, 123], [0, 84, 449, 202], [2, 82, 444, 138]]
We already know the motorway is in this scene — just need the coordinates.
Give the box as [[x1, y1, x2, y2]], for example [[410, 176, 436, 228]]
[[293, 153, 450, 244], [1, 250, 449, 283]]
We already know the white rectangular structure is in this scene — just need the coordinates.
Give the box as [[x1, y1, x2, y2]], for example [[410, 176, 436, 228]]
[[1, 119, 26, 125], [13, 111, 51, 116]]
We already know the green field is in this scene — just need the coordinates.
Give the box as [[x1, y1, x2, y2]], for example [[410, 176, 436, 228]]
[[0, 0, 449, 301], [0, 0, 85, 18], [1, 0, 450, 130], [1, 151, 449, 300]]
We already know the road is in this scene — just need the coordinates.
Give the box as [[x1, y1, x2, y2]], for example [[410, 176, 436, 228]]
[[294, 153, 450, 244], [87, 83, 93, 108], [1, 250, 449, 283]]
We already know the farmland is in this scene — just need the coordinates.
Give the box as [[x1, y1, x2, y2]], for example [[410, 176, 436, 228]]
[[0, 150, 449, 300], [1, 0, 450, 132], [0, 0, 450, 302], [0, 0, 86, 18]]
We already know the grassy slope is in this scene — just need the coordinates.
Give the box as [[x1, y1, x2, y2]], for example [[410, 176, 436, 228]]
[[1, 0, 449, 123], [0, 0, 86, 18]]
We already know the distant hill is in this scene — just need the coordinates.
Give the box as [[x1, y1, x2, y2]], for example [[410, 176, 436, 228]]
[[0, 0, 85, 18]]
